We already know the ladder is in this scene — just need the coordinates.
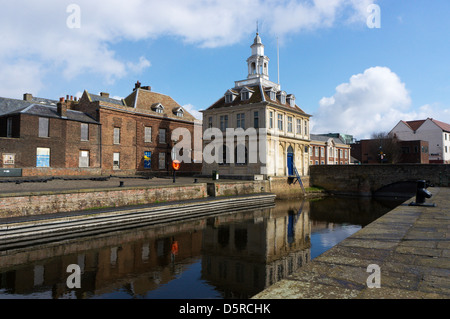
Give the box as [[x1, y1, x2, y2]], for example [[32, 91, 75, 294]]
[[293, 165, 306, 193]]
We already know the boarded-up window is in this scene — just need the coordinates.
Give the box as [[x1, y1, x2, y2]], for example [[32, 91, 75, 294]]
[[144, 127, 152, 143], [113, 127, 120, 144], [113, 152, 120, 170], [36, 147, 50, 167], [159, 129, 166, 144], [6, 118, 13, 138], [81, 123, 89, 141], [39, 117, 49, 138], [79, 151, 89, 168], [158, 153, 165, 169]]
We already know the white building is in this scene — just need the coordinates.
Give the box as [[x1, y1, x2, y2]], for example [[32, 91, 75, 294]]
[[390, 118, 450, 163], [201, 33, 311, 179]]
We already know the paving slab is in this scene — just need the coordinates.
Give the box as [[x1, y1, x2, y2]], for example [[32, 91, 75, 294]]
[[253, 187, 450, 299]]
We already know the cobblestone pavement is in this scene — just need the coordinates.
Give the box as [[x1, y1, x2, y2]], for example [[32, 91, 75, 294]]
[[253, 187, 450, 299]]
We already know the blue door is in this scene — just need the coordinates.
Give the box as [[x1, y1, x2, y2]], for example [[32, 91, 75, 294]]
[[144, 152, 152, 169], [287, 146, 294, 176], [287, 153, 294, 176]]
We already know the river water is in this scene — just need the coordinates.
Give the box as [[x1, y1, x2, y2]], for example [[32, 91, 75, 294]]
[[0, 196, 405, 299]]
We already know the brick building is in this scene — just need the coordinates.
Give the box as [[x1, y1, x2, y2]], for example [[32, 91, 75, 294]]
[[351, 139, 429, 164], [74, 82, 202, 176], [0, 94, 101, 176], [0, 83, 202, 177], [390, 118, 450, 163], [309, 134, 351, 165]]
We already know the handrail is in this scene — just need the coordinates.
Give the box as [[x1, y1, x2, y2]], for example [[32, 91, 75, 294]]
[[293, 165, 305, 193]]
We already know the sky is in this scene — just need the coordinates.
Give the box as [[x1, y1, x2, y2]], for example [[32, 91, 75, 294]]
[[1, 0, 449, 140]]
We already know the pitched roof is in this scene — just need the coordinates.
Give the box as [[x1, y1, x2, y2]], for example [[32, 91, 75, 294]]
[[124, 88, 197, 122], [430, 118, 450, 132], [85, 91, 127, 107], [402, 120, 426, 131], [402, 118, 450, 132], [2, 103, 99, 124], [205, 85, 310, 116], [310, 134, 346, 145], [0, 96, 57, 116]]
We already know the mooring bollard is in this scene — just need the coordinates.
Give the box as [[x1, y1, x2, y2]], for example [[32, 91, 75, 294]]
[[410, 180, 436, 207]]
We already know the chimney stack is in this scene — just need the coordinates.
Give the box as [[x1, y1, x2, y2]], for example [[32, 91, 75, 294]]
[[100, 92, 110, 98], [23, 93, 33, 101], [57, 97, 67, 118]]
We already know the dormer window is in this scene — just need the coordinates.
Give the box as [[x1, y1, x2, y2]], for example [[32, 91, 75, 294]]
[[277, 91, 287, 104], [174, 107, 184, 117], [240, 87, 254, 101], [287, 94, 295, 107], [224, 90, 238, 104], [152, 103, 164, 114], [265, 88, 277, 101]]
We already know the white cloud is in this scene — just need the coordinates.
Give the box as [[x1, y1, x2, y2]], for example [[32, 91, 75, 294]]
[[0, 59, 44, 98], [182, 104, 203, 121], [311, 66, 415, 139], [0, 0, 376, 96]]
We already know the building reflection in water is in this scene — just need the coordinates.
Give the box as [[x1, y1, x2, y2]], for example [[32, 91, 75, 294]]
[[0, 196, 399, 299], [201, 200, 310, 298]]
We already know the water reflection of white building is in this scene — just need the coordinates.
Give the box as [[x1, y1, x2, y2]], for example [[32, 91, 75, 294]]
[[201, 201, 311, 298]]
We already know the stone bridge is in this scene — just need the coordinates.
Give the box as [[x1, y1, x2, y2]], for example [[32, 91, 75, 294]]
[[310, 164, 450, 197]]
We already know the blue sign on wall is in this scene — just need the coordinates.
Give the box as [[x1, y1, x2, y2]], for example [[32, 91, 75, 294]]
[[144, 151, 151, 169]]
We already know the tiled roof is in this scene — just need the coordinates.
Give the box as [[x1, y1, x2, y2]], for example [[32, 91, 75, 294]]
[[206, 85, 309, 116], [430, 118, 450, 132], [403, 120, 426, 131], [403, 118, 450, 132], [2, 103, 99, 124], [86, 92, 127, 106], [0, 96, 58, 116], [124, 88, 197, 122], [310, 134, 346, 145]]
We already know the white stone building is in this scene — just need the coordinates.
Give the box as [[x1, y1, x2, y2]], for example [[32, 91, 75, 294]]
[[201, 33, 311, 179], [390, 118, 450, 163]]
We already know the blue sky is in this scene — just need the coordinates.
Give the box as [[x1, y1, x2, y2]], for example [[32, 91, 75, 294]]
[[1, 0, 449, 139]]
